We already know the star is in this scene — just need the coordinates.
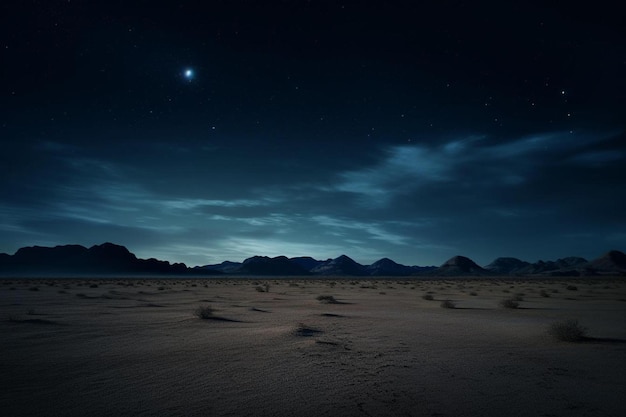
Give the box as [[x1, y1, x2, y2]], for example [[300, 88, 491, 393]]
[[183, 68, 194, 81]]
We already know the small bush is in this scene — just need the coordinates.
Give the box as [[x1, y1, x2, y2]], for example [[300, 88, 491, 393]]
[[440, 300, 455, 309], [316, 295, 338, 304], [548, 319, 586, 342], [469, 292, 478, 296], [499, 298, 519, 309], [255, 283, 270, 293], [540, 290, 550, 298], [194, 305, 214, 319], [566, 285, 578, 291], [422, 294, 434, 301]]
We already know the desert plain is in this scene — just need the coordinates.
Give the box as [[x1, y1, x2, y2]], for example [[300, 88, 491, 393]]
[[1, 277, 625, 417]]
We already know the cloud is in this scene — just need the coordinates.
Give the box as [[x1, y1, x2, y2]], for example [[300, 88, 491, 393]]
[[568, 150, 624, 165], [161, 197, 279, 211], [311, 215, 411, 246], [332, 130, 620, 207]]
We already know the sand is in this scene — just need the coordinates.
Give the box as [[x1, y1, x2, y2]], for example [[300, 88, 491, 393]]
[[1, 277, 625, 416]]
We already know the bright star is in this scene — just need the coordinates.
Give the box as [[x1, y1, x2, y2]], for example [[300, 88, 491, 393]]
[[183, 68, 194, 81]]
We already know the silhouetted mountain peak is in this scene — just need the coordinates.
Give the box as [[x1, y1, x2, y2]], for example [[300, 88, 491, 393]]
[[589, 250, 626, 272], [311, 254, 366, 276], [485, 257, 530, 274], [441, 256, 480, 269], [366, 257, 414, 276], [604, 250, 626, 265], [371, 257, 397, 266], [89, 242, 136, 262], [289, 256, 324, 271], [237, 255, 309, 275], [0, 242, 206, 276], [436, 255, 488, 276]]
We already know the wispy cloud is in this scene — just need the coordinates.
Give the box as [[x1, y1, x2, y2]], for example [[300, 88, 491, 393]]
[[332, 130, 619, 207], [569, 150, 624, 165], [161, 198, 278, 211], [311, 215, 411, 246]]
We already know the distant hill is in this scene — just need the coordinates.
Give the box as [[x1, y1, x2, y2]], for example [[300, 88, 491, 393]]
[[485, 257, 531, 275], [366, 258, 415, 276], [195, 261, 242, 274], [234, 256, 310, 276], [514, 257, 588, 276], [290, 256, 326, 271], [310, 255, 367, 276], [587, 250, 626, 274], [434, 256, 490, 276], [0, 243, 212, 276]]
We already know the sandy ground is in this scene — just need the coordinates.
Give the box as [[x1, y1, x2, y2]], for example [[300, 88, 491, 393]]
[[1, 277, 625, 417]]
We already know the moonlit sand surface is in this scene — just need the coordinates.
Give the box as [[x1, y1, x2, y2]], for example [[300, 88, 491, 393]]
[[2, 278, 625, 416]]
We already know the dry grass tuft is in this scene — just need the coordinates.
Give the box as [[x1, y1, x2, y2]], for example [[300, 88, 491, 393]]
[[194, 305, 214, 319], [548, 319, 587, 342], [499, 298, 519, 309], [316, 295, 338, 304]]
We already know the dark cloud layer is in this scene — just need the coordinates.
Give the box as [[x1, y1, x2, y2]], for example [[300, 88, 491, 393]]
[[1, 1, 624, 266]]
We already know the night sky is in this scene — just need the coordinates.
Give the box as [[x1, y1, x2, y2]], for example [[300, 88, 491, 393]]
[[1, 1, 625, 267]]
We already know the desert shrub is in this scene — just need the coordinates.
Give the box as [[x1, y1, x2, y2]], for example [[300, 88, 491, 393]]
[[255, 286, 266, 292], [499, 298, 519, 309], [540, 290, 550, 298], [512, 294, 524, 301], [566, 285, 578, 291], [28, 287, 39, 291], [548, 319, 586, 342], [422, 294, 434, 300], [194, 305, 214, 319], [469, 292, 478, 296], [89, 284, 98, 288], [316, 295, 338, 304], [440, 300, 455, 309]]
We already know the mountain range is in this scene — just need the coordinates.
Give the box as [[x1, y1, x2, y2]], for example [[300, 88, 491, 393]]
[[0, 243, 204, 276], [1, 242, 624, 277]]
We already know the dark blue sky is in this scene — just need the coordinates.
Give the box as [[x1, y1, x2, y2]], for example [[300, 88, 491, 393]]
[[1, 1, 625, 266]]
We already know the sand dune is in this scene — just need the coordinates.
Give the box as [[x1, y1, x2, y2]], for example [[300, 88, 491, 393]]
[[2, 278, 625, 416]]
